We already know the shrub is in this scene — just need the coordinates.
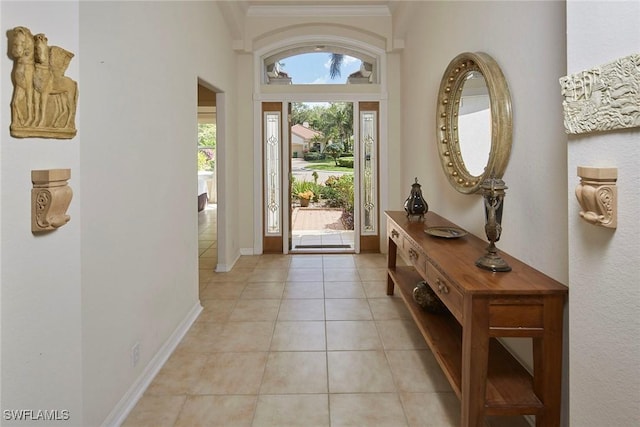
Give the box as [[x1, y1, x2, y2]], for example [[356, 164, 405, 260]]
[[324, 175, 339, 187], [198, 151, 212, 171], [337, 158, 354, 168], [322, 174, 353, 211], [303, 152, 325, 161], [324, 142, 344, 165], [291, 178, 320, 202]]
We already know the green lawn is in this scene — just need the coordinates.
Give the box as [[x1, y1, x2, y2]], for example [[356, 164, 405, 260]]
[[304, 157, 354, 173]]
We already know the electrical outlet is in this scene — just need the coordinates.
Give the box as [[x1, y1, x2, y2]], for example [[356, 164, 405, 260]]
[[131, 342, 140, 367]]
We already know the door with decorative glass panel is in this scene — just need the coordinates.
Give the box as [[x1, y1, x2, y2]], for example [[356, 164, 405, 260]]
[[261, 101, 380, 254]]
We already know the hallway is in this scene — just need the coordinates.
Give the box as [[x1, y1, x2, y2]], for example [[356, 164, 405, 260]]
[[122, 205, 527, 426], [122, 205, 460, 426]]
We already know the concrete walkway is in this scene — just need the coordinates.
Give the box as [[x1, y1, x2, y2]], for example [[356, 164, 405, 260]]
[[290, 207, 354, 251], [291, 207, 345, 231]]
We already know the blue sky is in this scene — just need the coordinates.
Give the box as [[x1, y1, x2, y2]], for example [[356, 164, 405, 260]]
[[279, 52, 362, 84]]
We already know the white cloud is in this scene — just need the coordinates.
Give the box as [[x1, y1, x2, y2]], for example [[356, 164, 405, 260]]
[[323, 55, 358, 69], [343, 56, 358, 65]]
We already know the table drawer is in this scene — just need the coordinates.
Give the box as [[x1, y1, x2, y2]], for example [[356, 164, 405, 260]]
[[426, 261, 463, 322], [404, 239, 427, 278], [388, 221, 403, 248]]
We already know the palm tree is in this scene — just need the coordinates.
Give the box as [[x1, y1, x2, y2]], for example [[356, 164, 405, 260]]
[[329, 53, 344, 80], [321, 103, 353, 153]]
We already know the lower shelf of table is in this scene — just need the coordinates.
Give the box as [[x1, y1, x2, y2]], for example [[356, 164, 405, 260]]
[[388, 266, 544, 416]]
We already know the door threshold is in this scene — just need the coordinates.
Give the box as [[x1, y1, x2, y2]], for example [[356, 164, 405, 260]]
[[290, 244, 355, 254], [295, 244, 351, 249]]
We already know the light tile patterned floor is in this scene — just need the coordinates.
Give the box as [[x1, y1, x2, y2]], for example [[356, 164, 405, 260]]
[[123, 205, 527, 427]]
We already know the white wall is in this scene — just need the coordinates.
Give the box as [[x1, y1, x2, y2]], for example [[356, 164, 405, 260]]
[[244, 9, 393, 54], [79, 2, 238, 424], [400, 1, 568, 279], [400, 0, 569, 423], [235, 52, 256, 256], [2, 1, 239, 425], [1, 2, 83, 424], [566, 1, 640, 425]]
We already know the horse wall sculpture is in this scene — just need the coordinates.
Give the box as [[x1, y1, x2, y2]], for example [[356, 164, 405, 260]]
[[9, 26, 35, 128], [33, 33, 54, 128], [8, 27, 78, 139]]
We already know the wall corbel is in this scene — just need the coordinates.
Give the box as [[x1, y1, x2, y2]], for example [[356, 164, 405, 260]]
[[575, 166, 617, 229], [31, 169, 72, 233]]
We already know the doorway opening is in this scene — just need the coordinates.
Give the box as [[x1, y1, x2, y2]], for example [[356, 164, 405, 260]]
[[289, 102, 354, 253], [197, 82, 217, 273], [261, 100, 380, 255]]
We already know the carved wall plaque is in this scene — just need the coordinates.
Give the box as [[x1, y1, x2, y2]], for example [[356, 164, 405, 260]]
[[575, 167, 617, 229], [31, 169, 72, 233], [8, 27, 78, 139], [560, 53, 639, 134]]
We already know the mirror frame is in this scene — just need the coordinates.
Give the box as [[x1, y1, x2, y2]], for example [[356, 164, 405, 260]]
[[436, 52, 512, 194]]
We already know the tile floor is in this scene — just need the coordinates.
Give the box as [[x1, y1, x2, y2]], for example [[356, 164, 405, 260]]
[[123, 205, 527, 427]]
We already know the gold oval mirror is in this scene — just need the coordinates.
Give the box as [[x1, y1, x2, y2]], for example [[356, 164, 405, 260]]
[[436, 52, 512, 194]]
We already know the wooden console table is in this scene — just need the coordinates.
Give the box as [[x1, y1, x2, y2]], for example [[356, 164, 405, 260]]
[[385, 211, 567, 427]]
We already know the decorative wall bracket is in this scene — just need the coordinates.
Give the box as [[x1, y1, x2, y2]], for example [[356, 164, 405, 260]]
[[31, 169, 72, 233], [575, 166, 617, 229]]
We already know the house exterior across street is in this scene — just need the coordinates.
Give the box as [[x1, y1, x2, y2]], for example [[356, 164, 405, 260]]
[[291, 122, 322, 157]]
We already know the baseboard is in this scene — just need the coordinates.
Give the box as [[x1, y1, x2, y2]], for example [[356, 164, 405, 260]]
[[101, 301, 203, 427], [240, 248, 255, 256], [216, 250, 243, 272]]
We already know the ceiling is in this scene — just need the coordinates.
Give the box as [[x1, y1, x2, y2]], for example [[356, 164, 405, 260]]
[[241, 0, 402, 17], [243, 0, 393, 6]]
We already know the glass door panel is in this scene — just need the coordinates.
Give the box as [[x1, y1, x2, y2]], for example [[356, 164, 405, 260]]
[[358, 102, 379, 252], [263, 102, 283, 253]]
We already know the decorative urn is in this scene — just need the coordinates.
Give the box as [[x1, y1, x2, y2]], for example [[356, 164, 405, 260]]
[[404, 177, 428, 221], [412, 281, 447, 314]]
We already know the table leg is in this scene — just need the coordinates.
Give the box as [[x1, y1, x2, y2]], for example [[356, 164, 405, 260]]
[[387, 237, 397, 295], [461, 295, 490, 427], [533, 295, 565, 427]]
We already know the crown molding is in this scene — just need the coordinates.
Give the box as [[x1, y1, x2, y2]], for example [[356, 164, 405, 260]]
[[247, 5, 391, 17]]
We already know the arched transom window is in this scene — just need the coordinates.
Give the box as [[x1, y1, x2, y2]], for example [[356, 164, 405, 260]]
[[263, 45, 377, 85]]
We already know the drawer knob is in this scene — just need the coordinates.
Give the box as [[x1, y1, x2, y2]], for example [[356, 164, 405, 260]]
[[391, 229, 400, 238], [408, 248, 419, 260], [436, 279, 449, 294]]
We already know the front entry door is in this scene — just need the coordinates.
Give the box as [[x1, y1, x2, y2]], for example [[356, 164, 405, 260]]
[[261, 101, 380, 254], [288, 102, 355, 253]]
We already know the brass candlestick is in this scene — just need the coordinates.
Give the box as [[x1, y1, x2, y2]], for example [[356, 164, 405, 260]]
[[476, 177, 511, 272]]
